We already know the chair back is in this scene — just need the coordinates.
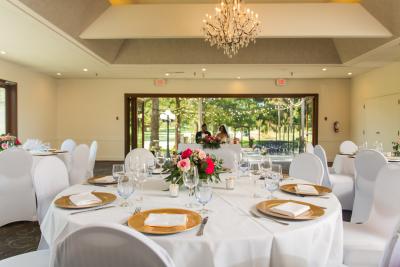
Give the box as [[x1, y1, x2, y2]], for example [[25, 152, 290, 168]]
[[87, 141, 98, 178], [351, 149, 387, 223], [314, 145, 332, 188], [289, 152, 324, 185], [61, 139, 76, 153], [125, 148, 155, 171], [305, 143, 314, 154], [339, 140, 358, 155], [52, 223, 175, 267], [69, 144, 90, 185], [205, 148, 235, 169], [33, 157, 69, 224]]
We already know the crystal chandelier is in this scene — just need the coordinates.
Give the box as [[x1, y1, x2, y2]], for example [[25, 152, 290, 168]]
[[202, 0, 260, 58]]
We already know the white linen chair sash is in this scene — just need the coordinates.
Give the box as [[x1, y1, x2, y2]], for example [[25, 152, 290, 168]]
[[351, 149, 387, 223], [314, 145, 332, 188], [68, 144, 90, 185], [0, 148, 36, 227], [289, 152, 324, 185], [51, 223, 175, 267], [305, 143, 314, 154], [125, 148, 155, 171], [60, 139, 76, 153], [86, 141, 98, 178]]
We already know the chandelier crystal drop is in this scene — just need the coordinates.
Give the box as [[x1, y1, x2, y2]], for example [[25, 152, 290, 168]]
[[202, 0, 260, 58]]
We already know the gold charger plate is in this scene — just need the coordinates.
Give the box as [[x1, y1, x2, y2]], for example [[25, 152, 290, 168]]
[[54, 192, 116, 209], [257, 199, 325, 220], [87, 176, 117, 185], [280, 183, 332, 196], [128, 208, 202, 235]]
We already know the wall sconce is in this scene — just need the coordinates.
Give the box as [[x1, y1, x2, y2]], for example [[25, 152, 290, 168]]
[[333, 121, 340, 133]]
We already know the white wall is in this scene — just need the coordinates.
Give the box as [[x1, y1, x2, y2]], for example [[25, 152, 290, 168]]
[[57, 78, 351, 161], [350, 62, 400, 151], [0, 58, 57, 143]]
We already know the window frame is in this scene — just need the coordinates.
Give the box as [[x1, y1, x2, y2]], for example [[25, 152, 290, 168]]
[[0, 79, 18, 136]]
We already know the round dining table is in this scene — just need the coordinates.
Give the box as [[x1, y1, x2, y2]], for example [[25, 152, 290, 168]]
[[41, 174, 343, 267]]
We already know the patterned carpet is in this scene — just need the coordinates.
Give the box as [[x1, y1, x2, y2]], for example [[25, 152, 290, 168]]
[[0, 160, 351, 260]]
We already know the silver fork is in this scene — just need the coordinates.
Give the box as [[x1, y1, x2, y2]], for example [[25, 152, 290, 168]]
[[249, 210, 289, 226], [124, 207, 141, 226]]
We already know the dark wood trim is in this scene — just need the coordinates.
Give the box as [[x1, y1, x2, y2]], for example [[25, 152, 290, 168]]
[[124, 93, 319, 157], [124, 95, 131, 156], [0, 79, 17, 136]]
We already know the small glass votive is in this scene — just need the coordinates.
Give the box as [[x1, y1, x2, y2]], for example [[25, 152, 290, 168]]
[[225, 177, 235, 190], [169, 184, 179, 197]]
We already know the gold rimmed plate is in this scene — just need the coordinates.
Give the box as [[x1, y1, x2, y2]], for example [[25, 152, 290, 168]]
[[87, 176, 117, 185], [128, 208, 202, 235], [280, 183, 332, 196], [54, 192, 116, 209], [256, 199, 325, 221]]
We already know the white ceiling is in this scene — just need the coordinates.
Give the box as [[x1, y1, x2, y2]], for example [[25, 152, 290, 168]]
[[1, 0, 399, 80]]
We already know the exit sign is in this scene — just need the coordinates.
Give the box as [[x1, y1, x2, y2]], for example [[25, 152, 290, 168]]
[[154, 79, 167, 87], [275, 79, 287, 87]]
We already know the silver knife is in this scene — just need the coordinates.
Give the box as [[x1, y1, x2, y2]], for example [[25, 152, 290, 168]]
[[196, 216, 209, 236], [70, 205, 116, 215]]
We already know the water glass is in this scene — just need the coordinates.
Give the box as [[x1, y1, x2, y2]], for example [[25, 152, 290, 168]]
[[195, 182, 213, 215], [260, 156, 272, 178], [264, 177, 279, 200], [133, 164, 147, 202], [239, 158, 250, 177], [271, 164, 283, 181], [117, 173, 135, 207], [145, 159, 156, 177], [156, 154, 166, 169], [183, 166, 200, 208], [112, 164, 125, 181]]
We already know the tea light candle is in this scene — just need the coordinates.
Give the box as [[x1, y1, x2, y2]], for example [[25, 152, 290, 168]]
[[225, 177, 235, 190], [169, 184, 179, 197]]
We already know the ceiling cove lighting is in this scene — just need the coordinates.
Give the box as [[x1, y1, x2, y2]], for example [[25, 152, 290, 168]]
[[202, 0, 260, 58], [347, 72, 353, 76], [165, 73, 170, 77], [202, 68, 207, 72], [56, 73, 62, 76], [322, 68, 327, 71], [83, 68, 88, 72]]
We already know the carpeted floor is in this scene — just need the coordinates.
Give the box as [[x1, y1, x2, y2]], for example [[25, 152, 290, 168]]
[[0, 160, 351, 260]]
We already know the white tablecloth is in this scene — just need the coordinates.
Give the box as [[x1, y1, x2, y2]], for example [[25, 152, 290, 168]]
[[41, 175, 343, 267]]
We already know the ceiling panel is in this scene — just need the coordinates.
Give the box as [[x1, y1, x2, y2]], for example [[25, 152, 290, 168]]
[[110, 0, 361, 4]]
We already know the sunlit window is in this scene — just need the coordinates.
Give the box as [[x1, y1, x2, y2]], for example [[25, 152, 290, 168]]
[[0, 87, 5, 135]]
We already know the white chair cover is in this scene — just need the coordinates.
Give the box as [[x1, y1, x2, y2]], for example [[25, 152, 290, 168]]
[[86, 141, 98, 178], [344, 164, 400, 266], [125, 148, 155, 171], [0, 250, 49, 267], [351, 149, 387, 223], [339, 140, 358, 155], [0, 148, 36, 227], [305, 143, 314, 154], [289, 152, 324, 185], [33, 157, 69, 249], [69, 144, 90, 185], [204, 148, 236, 169], [51, 223, 175, 267], [314, 145, 355, 210], [60, 139, 76, 153]]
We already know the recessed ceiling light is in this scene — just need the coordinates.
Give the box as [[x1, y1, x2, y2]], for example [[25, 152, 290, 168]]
[[322, 68, 327, 71], [83, 68, 88, 72], [0, 51, 6, 55], [202, 68, 207, 72], [165, 73, 170, 76], [347, 72, 353, 76], [56, 72, 62, 76], [237, 76, 241, 79]]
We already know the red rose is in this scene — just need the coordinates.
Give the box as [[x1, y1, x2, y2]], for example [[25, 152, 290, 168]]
[[15, 139, 21, 145], [205, 157, 215, 175], [181, 148, 193, 159]]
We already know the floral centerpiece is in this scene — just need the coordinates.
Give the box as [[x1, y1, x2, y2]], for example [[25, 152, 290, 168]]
[[0, 134, 21, 152], [392, 138, 400, 156], [198, 135, 221, 149], [164, 148, 223, 185]]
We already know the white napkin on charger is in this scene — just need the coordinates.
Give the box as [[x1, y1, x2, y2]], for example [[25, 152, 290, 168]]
[[271, 202, 310, 218], [144, 213, 187, 227], [69, 192, 102, 206], [295, 184, 319, 195], [94, 176, 115, 183]]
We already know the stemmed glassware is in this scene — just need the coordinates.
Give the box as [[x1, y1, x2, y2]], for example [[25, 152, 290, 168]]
[[117, 173, 135, 207], [112, 164, 125, 181], [249, 161, 262, 198], [183, 166, 199, 208], [264, 164, 282, 199], [195, 181, 213, 215], [156, 153, 166, 171], [145, 159, 156, 177], [239, 157, 250, 177], [133, 164, 147, 202], [260, 156, 272, 178]]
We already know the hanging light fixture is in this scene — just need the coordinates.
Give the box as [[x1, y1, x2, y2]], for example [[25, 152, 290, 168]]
[[202, 0, 260, 58]]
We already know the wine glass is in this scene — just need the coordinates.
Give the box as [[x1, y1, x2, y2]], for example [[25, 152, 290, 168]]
[[183, 166, 199, 208], [264, 175, 279, 200], [260, 156, 272, 178], [133, 164, 147, 202], [239, 157, 250, 177], [249, 161, 261, 197], [117, 173, 135, 207], [195, 181, 213, 215], [129, 154, 140, 172], [145, 159, 156, 177], [271, 164, 283, 181], [156, 153, 166, 170], [112, 164, 125, 181]]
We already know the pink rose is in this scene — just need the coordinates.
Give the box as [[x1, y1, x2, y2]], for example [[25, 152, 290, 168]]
[[197, 150, 207, 160], [1, 143, 9, 150], [177, 158, 191, 172]]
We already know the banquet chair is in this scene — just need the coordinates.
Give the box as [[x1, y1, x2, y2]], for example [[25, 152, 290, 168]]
[[339, 140, 358, 155], [33, 157, 69, 250], [305, 143, 314, 154], [205, 148, 236, 169], [51, 223, 175, 267], [86, 140, 98, 178], [289, 152, 324, 185], [351, 149, 387, 223], [60, 139, 76, 153], [343, 164, 400, 267], [0, 148, 36, 227], [69, 144, 90, 185], [0, 250, 49, 267], [314, 145, 354, 210], [125, 148, 155, 171]]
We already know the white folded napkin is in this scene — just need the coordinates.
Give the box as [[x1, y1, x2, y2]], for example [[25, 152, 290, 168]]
[[144, 213, 187, 227], [295, 184, 319, 195], [69, 192, 102, 206], [271, 202, 310, 218], [94, 176, 115, 183]]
